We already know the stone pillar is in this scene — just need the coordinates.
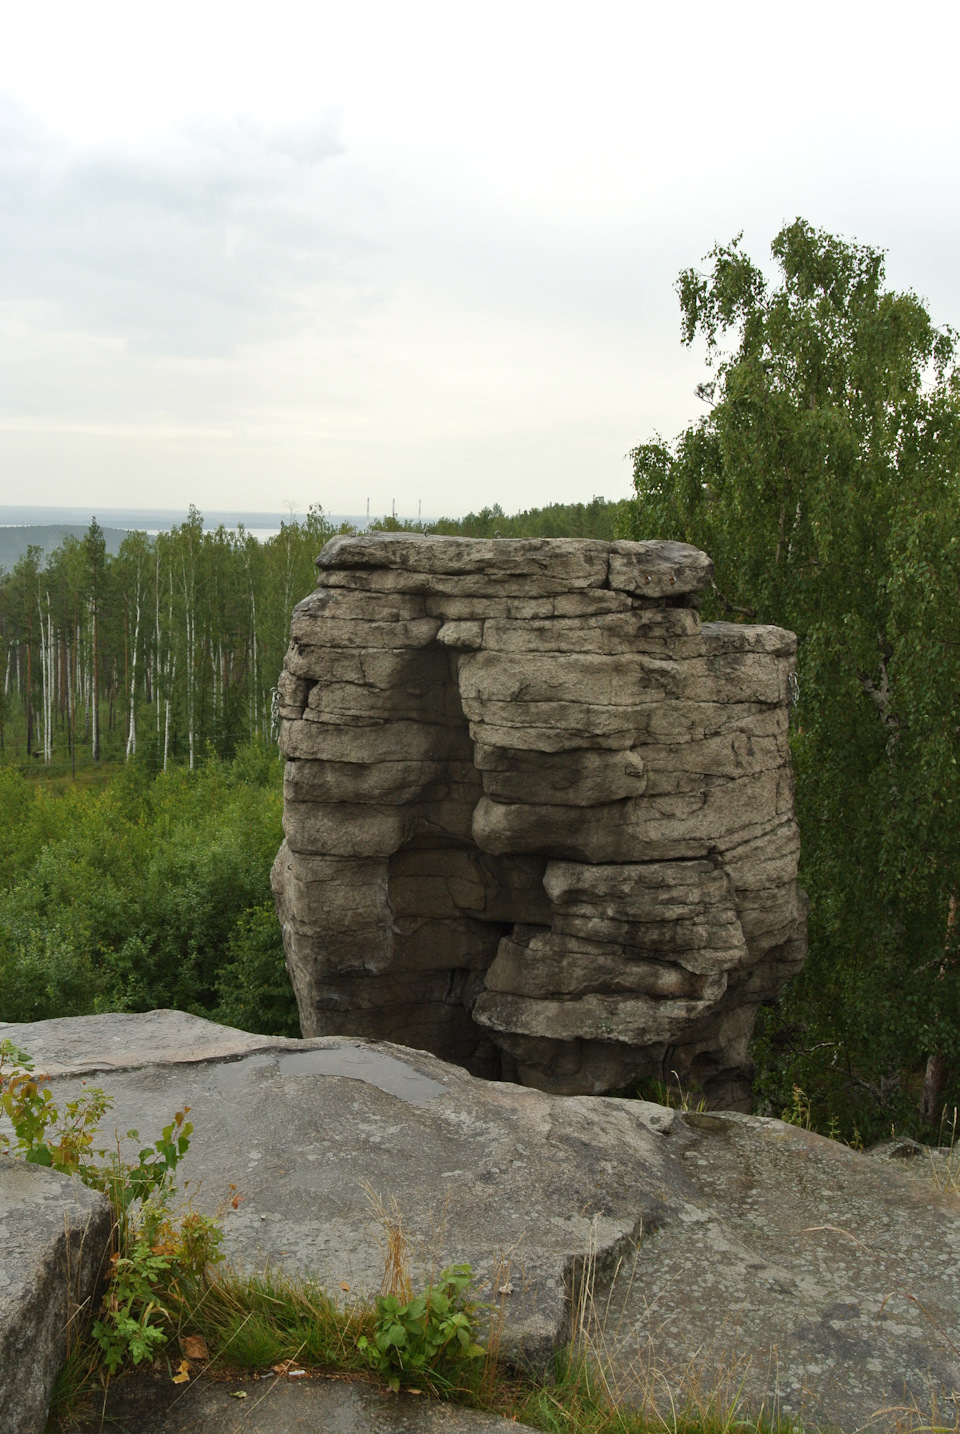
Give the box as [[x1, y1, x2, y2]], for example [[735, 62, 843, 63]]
[[272, 534, 806, 1106]]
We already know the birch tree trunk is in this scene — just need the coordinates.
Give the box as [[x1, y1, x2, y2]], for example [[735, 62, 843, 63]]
[[125, 560, 142, 760], [920, 894, 959, 1127]]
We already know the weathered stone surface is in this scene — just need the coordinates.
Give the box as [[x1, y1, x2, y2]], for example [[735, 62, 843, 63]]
[[479, 607, 702, 654], [274, 536, 805, 1103], [607, 538, 714, 597], [426, 590, 634, 619], [474, 744, 648, 806], [470, 770, 794, 863], [457, 648, 792, 710], [1, 1013, 675, 1367], [284, 757, 447, 806], [0, 1160, 111, 1434], [318, 533, 611, 584], [279, 718, 473, 764], [72, 1368, 522, 1433], [290, 612, 443, 650], [6, 1012, 960, 1434], [599, 1110, 960, 1432]]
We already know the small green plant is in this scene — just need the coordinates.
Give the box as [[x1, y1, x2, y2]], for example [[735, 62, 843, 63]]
[[780, 1084, 814, 1130], [0, 1038, 192, 1216], [91, 1231, 174, 1373], [357, 1264, 486, 1392], [1, 1039, 111, 1171], [90, 1183, 225, 1373], [1, 1037, 223, 1379]]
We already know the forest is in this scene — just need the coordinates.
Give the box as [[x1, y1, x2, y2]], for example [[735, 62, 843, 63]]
[[3, 219, 959, 1147], [0, 497, 625, 772]]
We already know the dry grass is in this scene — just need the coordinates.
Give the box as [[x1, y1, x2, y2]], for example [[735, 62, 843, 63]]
[[876, 1108, 960, 1198], [49, 1195, 960, 1434], [509, 1219, 792, 1434], [923, 1109, 960, 1197]]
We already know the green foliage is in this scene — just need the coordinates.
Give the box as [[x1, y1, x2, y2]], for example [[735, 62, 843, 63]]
[[779, 1086, 814, 1131], [187, 1266, 371, 1373], [0, 1038, 191, 1206], [91, 1235, 176, 1373], [0, 1041, 112, 1174], [1, 1040, 223, 1377], [370, 496, 627, 540], [633, 1075, 706, 1113], [0, 745, 297, 1029], [624, 218, 960, 1140], [212, 901, 300, 1038], [90, 1189, 225, 1373], [356, 1265, 486, 1392]]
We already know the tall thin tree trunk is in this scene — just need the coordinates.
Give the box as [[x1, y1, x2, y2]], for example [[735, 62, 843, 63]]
[[920, 1054, 949, 1129], [25, 641, 32, 757], [68, 628, 76, 779], [921, 893, 959, 1128], [126, 579, 141, 759], [91, 600, 100, 762], [164, 695, 172, 772]]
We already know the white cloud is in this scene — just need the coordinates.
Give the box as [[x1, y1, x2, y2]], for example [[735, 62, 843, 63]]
[[0, 0, 957, 514], [0, 101, 355, 355]]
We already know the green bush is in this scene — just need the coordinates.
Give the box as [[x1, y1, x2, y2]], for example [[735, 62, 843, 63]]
[[0, 745, 296, 1033], [213, 901, 300, 1037], [357, 1265, 487, 1392]]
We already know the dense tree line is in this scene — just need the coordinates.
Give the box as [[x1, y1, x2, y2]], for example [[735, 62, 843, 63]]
[[373, 495, 627, 540], [0, 494, 630, 1037], [0, 499, 627, 772], [624, 219, 960, 1140], [0, 506, 341, 771]]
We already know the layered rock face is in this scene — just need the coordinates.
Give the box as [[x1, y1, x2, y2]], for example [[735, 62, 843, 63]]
[[272, 534, 806, 1105]]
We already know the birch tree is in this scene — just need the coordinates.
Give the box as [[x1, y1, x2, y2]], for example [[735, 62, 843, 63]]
[[625, 218, 960, 1137], [82, 521, 107, 763], [118, 531, 150, 760]]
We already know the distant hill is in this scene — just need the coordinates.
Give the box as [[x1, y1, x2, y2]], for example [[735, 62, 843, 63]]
[[0, 525, 129, 572]]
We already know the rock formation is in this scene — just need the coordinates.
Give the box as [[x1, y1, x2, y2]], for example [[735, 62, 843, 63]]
[[272, 534, 806, 1105], [6, 1010, 960, 1434]]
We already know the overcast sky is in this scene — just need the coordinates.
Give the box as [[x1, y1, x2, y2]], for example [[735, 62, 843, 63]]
[[1, 0, 958, 520]]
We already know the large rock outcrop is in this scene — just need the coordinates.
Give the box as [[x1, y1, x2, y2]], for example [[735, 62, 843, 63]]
[[272, 534, 806, 1105], [6, 1011, 960, 1433]]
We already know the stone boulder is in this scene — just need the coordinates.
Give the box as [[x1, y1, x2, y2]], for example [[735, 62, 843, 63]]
[[0, 1159, 111, 1434], [4, 1011, 960, 1433], [273, 534, 806, 1104]]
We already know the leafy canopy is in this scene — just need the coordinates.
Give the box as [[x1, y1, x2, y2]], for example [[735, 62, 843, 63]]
[[624, 218, 960, 1137]]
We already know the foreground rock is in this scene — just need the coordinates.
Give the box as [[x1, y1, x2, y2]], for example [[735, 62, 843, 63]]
[[273, 533, 806, 1105], [64, 1368, 518, 1433], [599, 1111, 960, 1431], [2, 1011, 670, 1366], [0, 1160, 111, 1434], [6, 1011, 960, 1432]]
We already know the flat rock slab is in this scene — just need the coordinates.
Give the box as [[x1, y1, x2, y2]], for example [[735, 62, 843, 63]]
[[3, 1011, 673, 1365], [6, 1012, 960, 1431], [0, 1161, 111, 1434], [599, 1111, 960, 1431], [62, 1369, 516, 1434]]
